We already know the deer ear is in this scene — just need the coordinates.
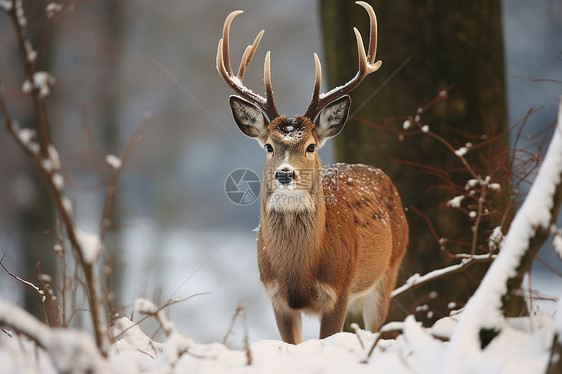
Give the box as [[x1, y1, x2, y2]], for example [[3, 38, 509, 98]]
[[315, 95, 351, 146], [229, 95, 268, 141]]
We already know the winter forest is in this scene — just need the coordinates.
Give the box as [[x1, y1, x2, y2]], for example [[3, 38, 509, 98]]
[[0, 0, 561, 373]]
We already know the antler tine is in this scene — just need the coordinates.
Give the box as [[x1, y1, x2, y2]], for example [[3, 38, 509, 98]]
[[305, 53, 323, 118], [217, 10, 280, 121], [303, 1, 382, 121], [263, 51, 280, 119], [221, 10, 243, 75], [237, 30, 265, 80], [356, 1, 378, 63]]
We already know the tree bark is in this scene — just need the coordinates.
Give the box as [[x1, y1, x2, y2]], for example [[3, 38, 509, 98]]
[[319, 0, 510, 323]]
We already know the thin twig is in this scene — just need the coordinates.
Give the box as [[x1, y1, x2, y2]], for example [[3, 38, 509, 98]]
[[361, 321, 405, 363], [5, 0, 52, 156], [113, 294, 209, 340], [350, 323, 365, 349], [221, 305, 253, 365], [99, 113, 150, 243], [0, 255, 46, 307], [222, 306, 244, 345]]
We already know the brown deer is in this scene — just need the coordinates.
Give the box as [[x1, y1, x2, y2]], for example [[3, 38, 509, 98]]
[[217, 1, 408, 344]]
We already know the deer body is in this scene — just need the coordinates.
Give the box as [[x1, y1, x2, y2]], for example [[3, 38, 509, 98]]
[[217, 2, 408, 344]]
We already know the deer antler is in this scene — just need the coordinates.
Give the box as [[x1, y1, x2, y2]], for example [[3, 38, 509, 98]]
[[216, 10, 281, 121], [303, 1, 382, 121]]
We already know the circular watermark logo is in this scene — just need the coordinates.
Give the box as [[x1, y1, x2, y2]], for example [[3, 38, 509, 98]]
[[225, 168, 261, 205]]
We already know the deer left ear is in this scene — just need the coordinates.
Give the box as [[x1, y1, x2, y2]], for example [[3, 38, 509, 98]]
[[315, 95, 351, 147]]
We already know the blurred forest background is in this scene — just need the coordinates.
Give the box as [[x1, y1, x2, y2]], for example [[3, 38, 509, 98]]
[[0, 0, 561, 346]]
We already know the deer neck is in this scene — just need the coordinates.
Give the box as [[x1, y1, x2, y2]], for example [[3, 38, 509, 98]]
[[260, 178, 326, 262]]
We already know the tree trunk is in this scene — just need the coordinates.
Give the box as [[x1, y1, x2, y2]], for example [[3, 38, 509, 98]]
[[319, 0, 511, 323]]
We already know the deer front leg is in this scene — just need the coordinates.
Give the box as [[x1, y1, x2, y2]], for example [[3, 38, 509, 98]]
[[319, 296, 348, 339], [273, 304, 302, 344]]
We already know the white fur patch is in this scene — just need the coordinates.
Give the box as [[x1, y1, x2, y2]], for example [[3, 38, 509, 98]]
[[315, 283, 338, 312], [362, 279, 387, 331], [265, 282, 280, 301]]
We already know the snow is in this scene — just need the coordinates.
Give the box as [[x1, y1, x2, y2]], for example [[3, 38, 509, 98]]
[[8, 273, 45, 303], [52, 173, 64, 190], [105, 154, 122, 169], [45, 2, 62, 19], [16, 128, 36, 146], [554, 299, 562, 343], [454, 147, 468, 157], [421, 125, 429, 133], [0, 0, 12, 12], [447, 195, 464, 208], [488, 226, 504, 251], [465, 178, 479, 189], [48, 145, 60, 170], [279, 129, 303, 141], [61, 195, 73, 215], [14, 0, 25, 27], [75, 228, 103, 264], [391, 254, 495, 299], [1, 299, 555, 374], [0, 301, 107, 373], [21, 79, 32, 93], [21, 73, 55, 97], [25, 41, 37, 62], [554, 234, 562, 259], [32, 72, 55, 98]]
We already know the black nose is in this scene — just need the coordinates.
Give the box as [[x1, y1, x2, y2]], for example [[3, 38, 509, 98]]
[[276, 169, 294, 185]]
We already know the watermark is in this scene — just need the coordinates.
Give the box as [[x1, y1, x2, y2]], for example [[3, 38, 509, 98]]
[[225, 167, 339, 206], [267, 192, 337, 206], [224, 168, 261, 205]]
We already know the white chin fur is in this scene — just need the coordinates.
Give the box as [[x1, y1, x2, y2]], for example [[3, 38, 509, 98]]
[[266, 189, 315, 213]]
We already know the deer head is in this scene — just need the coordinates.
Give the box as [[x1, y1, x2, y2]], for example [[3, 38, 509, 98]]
[[217, 1, 381, 212]]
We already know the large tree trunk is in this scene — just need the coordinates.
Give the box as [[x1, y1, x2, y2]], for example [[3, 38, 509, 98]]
[[319, 0, 513, 323]]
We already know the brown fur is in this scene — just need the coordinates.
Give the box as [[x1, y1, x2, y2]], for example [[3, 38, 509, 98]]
[[256, 117, 408, 344]]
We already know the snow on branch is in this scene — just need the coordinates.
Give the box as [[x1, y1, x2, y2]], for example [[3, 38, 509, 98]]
[[391, 254, 496, 299], [443, 97, 562, 371], [0, 300, 107, 373], [135, 298, 195, 366]]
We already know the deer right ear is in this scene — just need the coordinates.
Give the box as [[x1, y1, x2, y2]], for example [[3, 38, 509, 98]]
[[229, 96, 268, 141]]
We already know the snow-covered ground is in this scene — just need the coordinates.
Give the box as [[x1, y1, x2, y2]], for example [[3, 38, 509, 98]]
[[0, 301, 557, 373]]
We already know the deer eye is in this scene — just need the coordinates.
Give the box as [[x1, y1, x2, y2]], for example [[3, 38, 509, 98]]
[[265, 144, 273, 153], [306, 144, 316, 153]]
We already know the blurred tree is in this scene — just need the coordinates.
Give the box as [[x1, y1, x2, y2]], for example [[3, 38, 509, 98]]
[[319, 0, 516, 323], [2, 0, 123, 319], [98, 0, 123, 314], [16, 1, 56, 316]]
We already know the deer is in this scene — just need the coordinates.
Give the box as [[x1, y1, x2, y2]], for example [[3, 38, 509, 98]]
[[216, 1, 408, 345]]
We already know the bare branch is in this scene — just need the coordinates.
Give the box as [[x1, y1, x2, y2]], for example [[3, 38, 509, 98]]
[[0, 255, 46, 305], [391, 254, 496, 299]]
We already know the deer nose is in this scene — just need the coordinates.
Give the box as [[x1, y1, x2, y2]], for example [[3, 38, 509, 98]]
[[276, 168, 294, 185]]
